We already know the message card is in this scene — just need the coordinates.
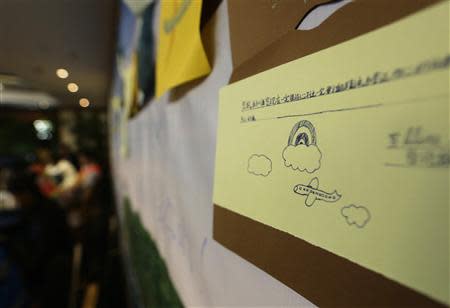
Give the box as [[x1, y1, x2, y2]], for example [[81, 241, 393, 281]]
[[214, 2, 449, 305]]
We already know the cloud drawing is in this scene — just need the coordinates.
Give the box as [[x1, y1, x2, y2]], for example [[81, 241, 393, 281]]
[[341, 205, 371, 228], [248, 154, 272, 177], [283, 144, 322, 173]]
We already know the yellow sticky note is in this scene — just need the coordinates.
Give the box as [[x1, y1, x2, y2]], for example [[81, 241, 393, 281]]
[[156, 0, 211, 97], [119, 53, 138, 157], [122, 53, 138, 115], [214, 2, 449, 304]]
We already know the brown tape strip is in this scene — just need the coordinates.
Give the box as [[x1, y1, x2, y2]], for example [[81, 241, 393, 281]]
[[213, 204, 444, 307]]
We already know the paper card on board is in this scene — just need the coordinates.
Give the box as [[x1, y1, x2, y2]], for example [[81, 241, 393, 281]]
[[214, 2, 449, 305], [156, 0, 211, 97]]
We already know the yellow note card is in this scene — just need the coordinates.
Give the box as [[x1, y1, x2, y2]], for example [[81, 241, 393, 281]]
[[119, 53, 138, 157], [214, 2, 449, 304], [156, 0, 211, 97]]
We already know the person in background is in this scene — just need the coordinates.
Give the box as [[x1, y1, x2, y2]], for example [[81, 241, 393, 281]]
[[0, 168, 17, 210], [35, 148, 78, 206], [30, 148, 53, 198], [8, 166, 72, 307], [58, 144, 80, 171], [74, 150, 106, 283], [76, 151, 102, 205], [65, 150, 102, 235]]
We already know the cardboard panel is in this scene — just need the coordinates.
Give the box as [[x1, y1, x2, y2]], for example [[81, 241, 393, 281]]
[[214, 204, 444, 307], [228, 0, 442, 82]]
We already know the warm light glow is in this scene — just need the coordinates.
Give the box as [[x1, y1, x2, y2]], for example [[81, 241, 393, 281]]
[[56, 68, 69, 79], [67, 82, 79, 93], [79, 98, 90, 108]]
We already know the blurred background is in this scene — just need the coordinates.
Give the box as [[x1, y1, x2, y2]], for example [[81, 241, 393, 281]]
[[0, 1, 129, 307]]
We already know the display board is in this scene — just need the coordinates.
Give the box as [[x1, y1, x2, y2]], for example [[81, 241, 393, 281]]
[[111, 2, 313, 305], [110, 1, 449, 306]]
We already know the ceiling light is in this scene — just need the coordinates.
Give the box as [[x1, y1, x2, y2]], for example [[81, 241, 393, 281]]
[[79, 98, 90, 108], [56, 68, 69, 79], [67, 83, 79, 93]]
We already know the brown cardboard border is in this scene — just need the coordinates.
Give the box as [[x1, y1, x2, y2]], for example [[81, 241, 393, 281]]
[[229, 0, 442, 82], [213, 204, 444, 307]]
